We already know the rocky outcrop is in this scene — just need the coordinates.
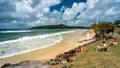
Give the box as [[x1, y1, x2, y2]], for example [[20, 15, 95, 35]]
[[1, 60, 49, 68], [46, 46, 82, 65], [47, 39, 96, 65]]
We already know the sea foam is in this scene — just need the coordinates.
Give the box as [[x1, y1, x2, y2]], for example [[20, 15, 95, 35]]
[[0, 30, 32, 33], [0, 30, 76, 59]]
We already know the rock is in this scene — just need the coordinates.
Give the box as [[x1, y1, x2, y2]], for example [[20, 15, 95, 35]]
[[49, 59, 55, 65], [66, 57, 73, 63], [61, 59, 68, 64], [1, 63, 11, 68], [1, 60, 49, 68]]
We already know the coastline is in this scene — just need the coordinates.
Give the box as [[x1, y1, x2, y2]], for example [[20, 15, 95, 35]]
[[0, 30, 76, 59], [0, 29, 95, 67]]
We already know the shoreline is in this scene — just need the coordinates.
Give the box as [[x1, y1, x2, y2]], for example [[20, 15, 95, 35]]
[[0, 29, 95, 67], [0, 35, 63, 59], [0, 30, 77, 59]]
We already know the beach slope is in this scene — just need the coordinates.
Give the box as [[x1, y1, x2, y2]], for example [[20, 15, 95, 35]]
[[0, 29, 95, 67]]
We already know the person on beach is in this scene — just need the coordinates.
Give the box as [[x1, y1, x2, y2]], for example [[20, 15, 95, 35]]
[[111, 38, 118, 45], [95, 41, 108, 52], [109, 38, 118, 46], [102, 41, 108, 51], [95, 44, 103, 51]]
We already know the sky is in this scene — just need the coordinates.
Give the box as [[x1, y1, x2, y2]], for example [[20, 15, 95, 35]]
[[0, 0, 120, 29]]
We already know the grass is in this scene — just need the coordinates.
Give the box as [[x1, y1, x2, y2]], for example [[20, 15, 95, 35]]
[[115, 27, 120, 33], [50, 35, 120, 68]]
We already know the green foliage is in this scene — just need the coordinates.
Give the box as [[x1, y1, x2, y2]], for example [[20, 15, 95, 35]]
[[31, 24, 89, 29], [114, 20, 120, 26], [90, 23, 99, 33], [90, 21, 115, 33], [98, 21, 115, 33], [51, 37, 120, 68], [32, 24, 67, 29], [90, 21, 115, 39]]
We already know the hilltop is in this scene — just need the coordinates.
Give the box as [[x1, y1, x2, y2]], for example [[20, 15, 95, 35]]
[[31, 24, 89, 29]]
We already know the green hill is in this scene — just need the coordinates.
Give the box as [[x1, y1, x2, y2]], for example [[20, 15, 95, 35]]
[[31, 24, 89, 29]]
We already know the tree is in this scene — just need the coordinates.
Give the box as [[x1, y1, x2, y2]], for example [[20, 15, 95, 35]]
[[114, 20, 120, 26], [90, 21, 115, 40]]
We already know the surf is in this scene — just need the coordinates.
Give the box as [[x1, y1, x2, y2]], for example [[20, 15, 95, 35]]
[[0, 30, 76, 59], [0, 30, 32, 33]]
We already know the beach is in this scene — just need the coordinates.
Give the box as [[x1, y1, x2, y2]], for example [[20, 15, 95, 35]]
[[0, 29, 95, 67]]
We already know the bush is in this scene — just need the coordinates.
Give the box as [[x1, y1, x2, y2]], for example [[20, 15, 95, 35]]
[[90, 21, 115, 39]]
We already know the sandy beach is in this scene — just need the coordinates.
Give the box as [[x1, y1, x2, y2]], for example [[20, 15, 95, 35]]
[[0, 29, 95, 67]]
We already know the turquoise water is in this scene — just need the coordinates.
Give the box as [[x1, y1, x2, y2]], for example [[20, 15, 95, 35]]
[[0, 29, 85, 59], [0, 29, 70, 42]]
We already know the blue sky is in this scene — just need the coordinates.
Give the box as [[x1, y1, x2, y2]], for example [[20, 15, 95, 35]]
[[50, 0, 86, 11], [0, 0, 120, 29]]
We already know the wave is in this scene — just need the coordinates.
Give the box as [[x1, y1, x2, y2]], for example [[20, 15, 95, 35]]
[[0, 36, 63, 59], [0, 30, 76, 59], [0, 30, 32, 33], [0, 30, 75, 44]]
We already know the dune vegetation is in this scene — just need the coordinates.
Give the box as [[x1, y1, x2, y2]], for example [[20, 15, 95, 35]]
[[50, 21, 120, 68], [50, 29, 120, 68]]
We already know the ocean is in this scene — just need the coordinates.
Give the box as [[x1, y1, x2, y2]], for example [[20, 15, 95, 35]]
[[0, 29, 85, 59]]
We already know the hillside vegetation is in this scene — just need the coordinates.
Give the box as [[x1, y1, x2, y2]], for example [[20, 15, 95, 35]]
[[31, 24, 89, 29], [50, 36, 120, 68]]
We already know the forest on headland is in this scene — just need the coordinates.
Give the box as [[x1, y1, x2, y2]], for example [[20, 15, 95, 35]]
[[31, 20, 120, 29], [31, 24, 89, 29]]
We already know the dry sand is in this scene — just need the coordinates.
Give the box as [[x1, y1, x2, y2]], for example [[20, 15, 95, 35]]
[[0, 29, 95, 67]]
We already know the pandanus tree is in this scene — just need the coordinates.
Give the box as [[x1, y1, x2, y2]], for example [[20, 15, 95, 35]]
[[114, 20, 120, 27], [90, 21, 115, 40]]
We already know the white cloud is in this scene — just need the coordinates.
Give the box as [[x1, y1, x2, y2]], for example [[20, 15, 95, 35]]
[[0, 0, 120, 28], [76, 0, 120, 26], [11, 0, 33, 19], [10, 0, 62, 27], [86, 0, 99, 9], [63, 2, 86, 21], [106, 8, 115, 15], [106, 7, 120, 15], [29, 0, 120, 27], [33, 0, 61, 13]]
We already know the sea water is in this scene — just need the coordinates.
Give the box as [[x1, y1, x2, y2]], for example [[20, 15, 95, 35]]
[[0, 29, 85, 59]]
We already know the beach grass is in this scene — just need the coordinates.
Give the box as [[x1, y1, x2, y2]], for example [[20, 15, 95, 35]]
[[115, 27, 120, 32], [50, 35, 120, 68]]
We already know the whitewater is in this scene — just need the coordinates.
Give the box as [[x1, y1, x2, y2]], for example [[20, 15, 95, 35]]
[[0, 29, 83, 59]]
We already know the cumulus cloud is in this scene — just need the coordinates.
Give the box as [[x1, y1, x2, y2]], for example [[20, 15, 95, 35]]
[[0, 0, 120, 28], [0, 0, 61, 28], [77, 0, 120, 25], [63, 2, 86, 21]]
